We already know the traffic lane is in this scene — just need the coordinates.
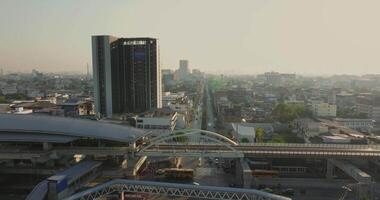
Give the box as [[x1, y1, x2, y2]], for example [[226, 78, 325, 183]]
[[149, 144, 380, 153]]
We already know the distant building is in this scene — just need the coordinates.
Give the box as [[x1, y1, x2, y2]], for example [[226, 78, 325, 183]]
[[92, 35, 161, 118], [176, 60, 190, 81], [284, 99, 305, 107], [1, 83, 17, 95], [162, 69, 175, 90], [333, 118, 374, 132], [311, 102, 337, 117], [192, 69, 204, 80], [293, 118, 328, 138], [356, 95, 380, 121], [336, 92, 356, 110], [9, 100, 57, 115], [134, 108, 177, 135], [232, 123, 256, 143], [162, 92, 186, 106], [57, 100, 94, 117], [263, 72, 296, 86]]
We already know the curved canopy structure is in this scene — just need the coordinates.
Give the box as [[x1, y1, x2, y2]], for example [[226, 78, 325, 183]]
[[0, 114, 149, 143], [65, 179, 290, 200]]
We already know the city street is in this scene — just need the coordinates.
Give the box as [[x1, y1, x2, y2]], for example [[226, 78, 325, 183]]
[[205, 83, 216, 132]]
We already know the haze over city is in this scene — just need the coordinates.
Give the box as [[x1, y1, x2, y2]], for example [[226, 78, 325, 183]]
[[1, 0, 380, 75], [2, 1, 380, 200]]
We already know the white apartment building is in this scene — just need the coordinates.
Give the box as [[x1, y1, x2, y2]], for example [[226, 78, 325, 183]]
[[135, 108, 177, 132], [232, 123, 256, 143]]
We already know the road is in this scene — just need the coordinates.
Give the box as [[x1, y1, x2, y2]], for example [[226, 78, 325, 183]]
[[143, 143, 380, 159], [205, 83, 216, 132], [191, 102, 202, 129]]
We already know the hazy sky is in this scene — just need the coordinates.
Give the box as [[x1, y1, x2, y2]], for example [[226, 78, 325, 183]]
[[1, 0, 380, 75]]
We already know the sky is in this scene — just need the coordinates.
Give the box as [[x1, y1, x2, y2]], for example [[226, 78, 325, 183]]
[[1, 0, 380, 75]]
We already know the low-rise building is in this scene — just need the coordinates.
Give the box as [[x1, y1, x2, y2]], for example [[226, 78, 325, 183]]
[[1, 83, 18, 95], [293, 118, 328, 138], [57, 100, 94, 117], [232, 123, 256, 143], [135, 108, 177, 133], [311, 102, 337, 117], [336, 92, 356, 109], [333, 118, 375, 132], [356, 95, 380, 121]]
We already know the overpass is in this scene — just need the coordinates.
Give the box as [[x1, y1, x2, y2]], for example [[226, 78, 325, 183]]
[[0, 122, 379, 161], [65, 179, 291, 200], [137, 129, 380, 159]]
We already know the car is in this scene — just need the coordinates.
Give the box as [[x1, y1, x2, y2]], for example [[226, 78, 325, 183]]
[[192, 182, 200, 186]]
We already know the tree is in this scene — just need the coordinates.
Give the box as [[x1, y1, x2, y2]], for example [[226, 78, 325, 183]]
[[272, 103, 311, 123], [0, 96, 6, 103], [255, 128, 265, 143]]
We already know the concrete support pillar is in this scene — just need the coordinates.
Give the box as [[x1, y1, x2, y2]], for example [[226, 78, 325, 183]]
[[326, 159, 334, 179], [31, 158, 37, 167], [121, 191, 125, 200], [43, 142, 52, 150], [235, 158, 253, 188], [235, 158, 243, 186]]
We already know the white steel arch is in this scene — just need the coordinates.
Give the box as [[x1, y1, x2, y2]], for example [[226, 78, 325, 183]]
[[147, 129, 237, 145], [137, 129, 243, 158], [138, 129, 241, 158]]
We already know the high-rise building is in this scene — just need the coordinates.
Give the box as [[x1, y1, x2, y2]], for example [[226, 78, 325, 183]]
[[176, 59, 190, 81], [92, 35, 161, 118]]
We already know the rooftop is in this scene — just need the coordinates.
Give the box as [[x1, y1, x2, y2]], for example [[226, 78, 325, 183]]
[[0, 114, 149, 143]]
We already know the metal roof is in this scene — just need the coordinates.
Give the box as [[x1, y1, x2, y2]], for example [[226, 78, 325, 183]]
[[0, 132, 77, 143], [26, 161, 102, 200], [56, 160, 102, 184], [0, 114, 149, 143]]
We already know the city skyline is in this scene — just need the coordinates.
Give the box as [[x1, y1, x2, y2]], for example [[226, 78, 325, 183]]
[[1, 0, 380, 75]]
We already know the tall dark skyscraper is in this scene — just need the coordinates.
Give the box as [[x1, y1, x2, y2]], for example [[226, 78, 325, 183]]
[[92, 35, 162, 118]]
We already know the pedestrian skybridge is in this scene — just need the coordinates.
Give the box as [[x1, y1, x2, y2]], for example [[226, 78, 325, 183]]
[[138, 129, 380, 159]]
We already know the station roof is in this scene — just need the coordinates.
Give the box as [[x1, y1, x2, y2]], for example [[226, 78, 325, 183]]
[[0, 114, 149, 143]]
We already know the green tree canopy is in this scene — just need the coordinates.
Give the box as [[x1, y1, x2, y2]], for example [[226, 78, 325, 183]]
[[256, 127, 265, 143], [272, 103, 312, 123]]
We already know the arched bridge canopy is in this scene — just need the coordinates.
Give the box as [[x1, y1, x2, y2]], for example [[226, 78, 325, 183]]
[[147, 129, 238, 145], [0, 114, 149, 143], [138, 129, 242, 157]]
